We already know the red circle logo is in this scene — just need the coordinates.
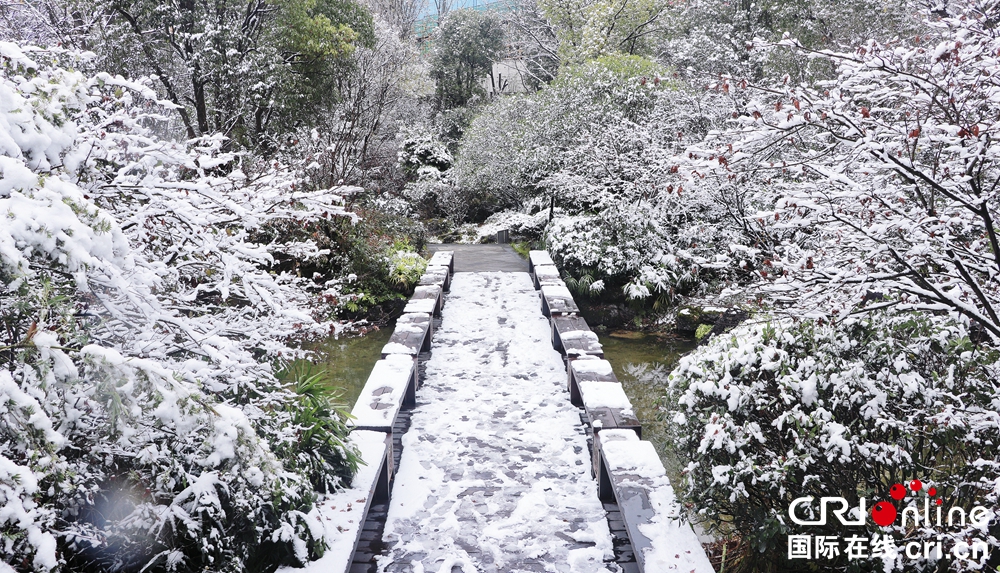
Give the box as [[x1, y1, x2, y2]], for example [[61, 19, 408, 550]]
[[871, 501, 897, 526]]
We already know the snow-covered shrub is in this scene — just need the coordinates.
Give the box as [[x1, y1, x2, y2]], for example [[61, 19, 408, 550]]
[[455, 55, 748, 302], [476, 208, 550, 243], [540, 86, 742, 303], [546, 213, 694, 301], [0, 371, 61, 573], [321, 199, 427, 318], [0, 44, 359, 572], [276, 372, 360, 495], [667, 311, 1000, 572], [401, 168, 462, 220], [542, 169, 719, 304], [396, 127, 471, 221], [453, 55, 669, 214], [398, 128, 453, 176]]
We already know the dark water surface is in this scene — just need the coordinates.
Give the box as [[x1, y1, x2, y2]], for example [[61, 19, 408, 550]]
[[302, 327, 393, 409], [597, 334, 697, 482]]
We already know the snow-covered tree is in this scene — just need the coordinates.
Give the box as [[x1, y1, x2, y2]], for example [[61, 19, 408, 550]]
[[5, 0, 377, 145], [0, 44, 360, 573], [285, 14, 431, 191], [499, 0, 561, 88], [536, 0, 669, 64], [430, 9, 506, 110], [659, 0, 919, 83], [682, 0, 1000, 343]]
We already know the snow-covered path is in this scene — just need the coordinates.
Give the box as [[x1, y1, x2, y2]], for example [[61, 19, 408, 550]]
[[378, 272, 614, 573]]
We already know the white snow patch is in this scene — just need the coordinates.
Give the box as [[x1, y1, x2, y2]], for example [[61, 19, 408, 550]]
[[277, 430, 387, 573], [600, 430, 714, 573], [529, 250, 554, 267], [579, 382, 633, 410], [350, 355, 415, 428], [379, 272, 614, 572], [381, 341, 417, 355], [571, 359, 615, 377], [404, 298, 437, 314]]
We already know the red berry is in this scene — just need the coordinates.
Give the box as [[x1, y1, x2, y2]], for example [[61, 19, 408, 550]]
[[910, 479, 922, 491], [890, 483, 906, 500], [928, 487, 937, 496]]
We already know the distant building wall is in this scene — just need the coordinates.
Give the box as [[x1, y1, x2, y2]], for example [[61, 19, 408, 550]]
[[482, 59, 530, 95]]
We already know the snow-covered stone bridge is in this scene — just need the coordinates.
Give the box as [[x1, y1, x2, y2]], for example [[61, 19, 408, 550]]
[[281, 246, 713, 573]]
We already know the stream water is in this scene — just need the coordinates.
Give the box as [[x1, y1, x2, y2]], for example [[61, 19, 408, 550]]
[[596, 334, 697, 484], [301, 327, 393, 409]]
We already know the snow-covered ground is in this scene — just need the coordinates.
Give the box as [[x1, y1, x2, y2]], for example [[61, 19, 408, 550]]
[[378, 272, 614, 573]]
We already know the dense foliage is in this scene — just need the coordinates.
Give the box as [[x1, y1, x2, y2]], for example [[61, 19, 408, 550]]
[[660, 0, 917, 83], [453, 55, 747, 300], [0, 44, 362, 573], [668, 312, 1000, 572], [3, 0, 1000, 570], [686, 4, 1000, 343], [34, 0, 373, 146], [430, 9, 505, 110]]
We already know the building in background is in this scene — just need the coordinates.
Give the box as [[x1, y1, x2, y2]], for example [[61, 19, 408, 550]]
[[415, 0, 530, 96]]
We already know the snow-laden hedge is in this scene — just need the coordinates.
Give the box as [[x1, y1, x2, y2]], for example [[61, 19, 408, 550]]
[[667, 311, 1000, 572], [1, 44, 359, 572], [453, 55, 746, 302]]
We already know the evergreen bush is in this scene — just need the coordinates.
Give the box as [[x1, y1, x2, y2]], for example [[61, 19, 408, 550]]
[[668, 311, 1000, 572]]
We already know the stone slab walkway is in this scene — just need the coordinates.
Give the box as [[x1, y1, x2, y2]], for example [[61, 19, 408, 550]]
[[377, 272, 613, 573], [426, 244, 529, 272]]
